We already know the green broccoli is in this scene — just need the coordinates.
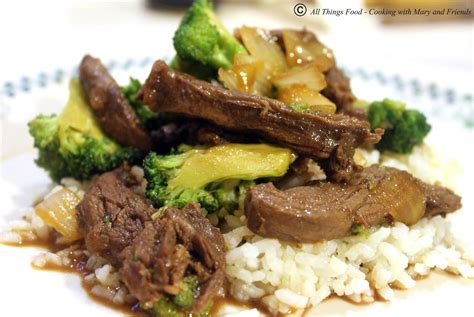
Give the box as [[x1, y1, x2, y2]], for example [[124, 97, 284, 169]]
[[143, 143, 295, 213], [151, 276, 212, 316], [173, 0, 246, 71], [169, 56, 218, 81], [121, 77, 164, 130], [29, 79, 140, 182], [367, 99, 431, 153], [152, 297, 183, 317], [173, 276, 199, 309], [143, 150, 226, 213]]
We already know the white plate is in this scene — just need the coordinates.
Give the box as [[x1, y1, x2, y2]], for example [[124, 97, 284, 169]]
[[1, 59, 473, 317]]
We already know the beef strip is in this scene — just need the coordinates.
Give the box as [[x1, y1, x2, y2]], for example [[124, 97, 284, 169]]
[[76, 165, 155, 266], [422, 183, 462, 217], [120, 204, 225, 312], [245, 165, 462, 243], [79, 55, 152, 151], [322, 66, 367, 120], [321, 66, 355, 107], [140, 60, 381, 164]]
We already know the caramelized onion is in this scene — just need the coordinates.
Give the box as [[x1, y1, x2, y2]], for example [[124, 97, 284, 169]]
[[273, 64, 327, 92], [220, 28, 335, 107], [35, 188, 82, 241], [278, 85, 336, 114], [282, 30, 334, 72], [239, 26, 288, 76], [218, 67, 239, 91], [219, 53, 271, 95]]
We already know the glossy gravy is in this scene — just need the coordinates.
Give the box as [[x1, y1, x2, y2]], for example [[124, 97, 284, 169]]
[[4, 238, 268, 316], [4, 238, 427, 316]]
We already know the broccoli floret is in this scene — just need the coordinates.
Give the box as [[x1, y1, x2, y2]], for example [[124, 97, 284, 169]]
[[29, 79, 140, 182], [210, 179, 255, 212], [195, 301, 213, 317], [173, 0, 246, 71], [152, 297, 183, 317], [121, 78, 164, 130], [143, 144, 295, 213], [151, 278, 213, 317], [169, 56, 217, 81], [143, 151, 221, 213], [368, 99, 431, 153], [173, 276, 199, 309]]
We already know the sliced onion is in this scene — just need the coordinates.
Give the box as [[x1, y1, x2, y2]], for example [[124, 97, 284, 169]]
[[35, 188, 82, 241], [218, 68, 240, 91], [282, 30, 335, 72], [278, 85, 336, 114], [219, 53, 272, 95], [272, 63, 327, 92], [239, 26, 288, 76]]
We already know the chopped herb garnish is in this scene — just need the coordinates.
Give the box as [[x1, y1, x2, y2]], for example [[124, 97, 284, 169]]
[[287, 102, 319, 114], [367, 180, 377, 191], [270, 85, 278, 99], [151, 207, 168, 220], [351, 224, 369, 237], [103, 214, 112, 224]]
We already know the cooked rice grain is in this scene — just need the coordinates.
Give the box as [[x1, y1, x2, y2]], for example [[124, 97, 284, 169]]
[[224, 216, 474, 315]]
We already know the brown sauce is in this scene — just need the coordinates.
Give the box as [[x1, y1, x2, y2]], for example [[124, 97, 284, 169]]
[[5, 232, 63, 252], [31, 245, 145, 316], [3, 238, 452, 316], [2, 238, 141, 316]]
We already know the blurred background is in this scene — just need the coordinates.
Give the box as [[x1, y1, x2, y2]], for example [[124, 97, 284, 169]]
[[0, 0, 472, 93]]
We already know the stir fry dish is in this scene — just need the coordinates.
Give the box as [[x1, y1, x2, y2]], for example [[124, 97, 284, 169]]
[[2, 1, 471, 316]]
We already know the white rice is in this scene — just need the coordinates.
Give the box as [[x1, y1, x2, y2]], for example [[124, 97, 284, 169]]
[[224, 216, 473, 315], [224, 145, 473, 315], [0, 208, 51, 244], [1, 148, 472, 316]]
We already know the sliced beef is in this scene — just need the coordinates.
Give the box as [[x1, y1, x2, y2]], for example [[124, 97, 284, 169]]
[[78, 168, 226, 309], [140, 60, 381, 162], [245, 165, 462, 243], [422, 183, 462, 217], [322, 66, 367, 120], [321, 66, 355, 109], [79, 55, 152, 151], [120, 204, 225, 312], [325, 133, 361, 182], [76, 165, 155, 265]]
